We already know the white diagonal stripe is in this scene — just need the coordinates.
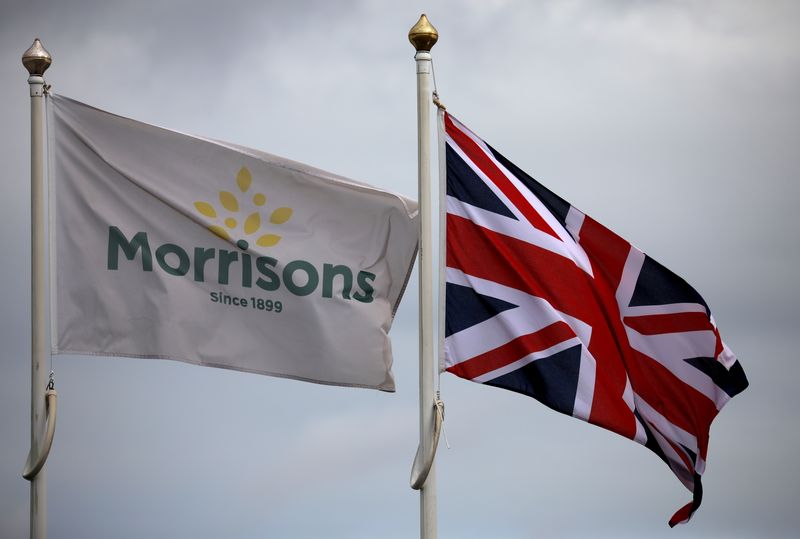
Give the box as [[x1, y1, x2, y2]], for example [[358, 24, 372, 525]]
[[472, 337, 583, 383], [445, 127, 593, 276]]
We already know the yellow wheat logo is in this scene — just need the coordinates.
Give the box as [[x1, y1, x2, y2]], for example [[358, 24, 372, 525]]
[[193, 166, 293, 249]]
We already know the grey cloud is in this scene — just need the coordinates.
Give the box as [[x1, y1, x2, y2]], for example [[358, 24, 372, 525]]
[[1, 0, 798, 537]]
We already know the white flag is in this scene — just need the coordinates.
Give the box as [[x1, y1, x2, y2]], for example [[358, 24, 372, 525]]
[[50, 95, 417, 391]]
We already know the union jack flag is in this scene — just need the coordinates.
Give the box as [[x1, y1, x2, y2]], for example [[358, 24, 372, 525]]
[[442, 112, 748, 526]]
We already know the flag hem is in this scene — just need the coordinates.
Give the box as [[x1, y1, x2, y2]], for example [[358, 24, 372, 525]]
[[50, 349, 396, 392]]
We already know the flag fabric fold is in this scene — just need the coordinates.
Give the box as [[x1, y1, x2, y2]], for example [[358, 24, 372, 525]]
[[441, 111, 747, 525], [50, 94, 418, 392]]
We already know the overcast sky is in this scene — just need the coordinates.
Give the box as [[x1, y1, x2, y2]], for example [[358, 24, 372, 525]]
[[1, 1, 798, 537]]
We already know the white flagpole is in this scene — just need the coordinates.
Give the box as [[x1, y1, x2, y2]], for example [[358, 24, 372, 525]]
[[22, 38, 52, 539], [408, 14, 439, 539]]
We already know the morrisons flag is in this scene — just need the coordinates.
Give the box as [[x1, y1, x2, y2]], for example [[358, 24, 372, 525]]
[[50, 95, 417, 391]]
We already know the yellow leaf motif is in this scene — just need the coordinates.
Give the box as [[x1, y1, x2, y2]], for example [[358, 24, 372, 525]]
[[270, 207, 293, 224], [236, 167, 252, 193], [194, 201, 217, 218], [192, 167, 293, 247], [244, 212, 261, 234], [219, 191, 239, 212], [257, 234, 281, 247], [209, 226, 231, 241]]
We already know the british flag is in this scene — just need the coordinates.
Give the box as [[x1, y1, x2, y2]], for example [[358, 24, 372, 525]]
[[442, 112, 748, 526]]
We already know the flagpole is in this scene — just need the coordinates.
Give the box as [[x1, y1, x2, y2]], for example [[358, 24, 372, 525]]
[[22, 38, 52, 539], [409, 14, 439, 539]]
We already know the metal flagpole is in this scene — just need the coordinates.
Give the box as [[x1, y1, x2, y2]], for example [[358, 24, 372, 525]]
[[22, 38, 52, 539], [408, 14, 439, 539]]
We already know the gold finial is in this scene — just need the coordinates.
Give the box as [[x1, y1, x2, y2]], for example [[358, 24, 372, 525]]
[[408, 14, 438, 51], [22, 38, 52, 76]]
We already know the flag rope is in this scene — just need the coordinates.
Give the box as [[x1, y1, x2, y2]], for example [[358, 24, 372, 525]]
[[431, 58, 446, 112], [45, 89, 55, 379], [435, 83, 447, 395]]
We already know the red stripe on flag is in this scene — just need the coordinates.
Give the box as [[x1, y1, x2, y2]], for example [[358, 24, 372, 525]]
[[623, 312, 716, 336], [448, 213, 640, 439], [660, 426, 697, 474], [447, 321, 576, 380], [713, 326, 724, 358], [669, 501, 695, 527], [447, 214, 596, 323], [576, 215, 630, 287], [445, 114, 560, 239], [628, 349, 715, 458], [572, 214, 656, 441]]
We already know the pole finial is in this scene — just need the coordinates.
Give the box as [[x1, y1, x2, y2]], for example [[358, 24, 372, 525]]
[[22, 39, 52, 76], [408, 14, 438, 51]]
